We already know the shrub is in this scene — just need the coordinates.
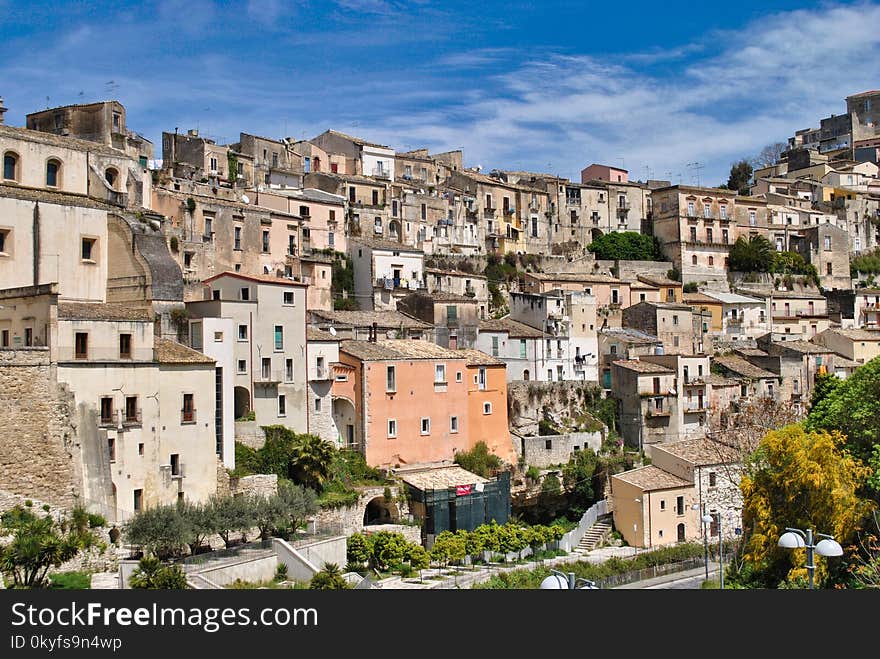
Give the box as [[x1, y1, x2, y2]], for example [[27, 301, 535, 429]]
[[48, 571, 91, 589], [454, 441, 504, 477], [129, 556, 188, 589], [275, 563, 289, 582]]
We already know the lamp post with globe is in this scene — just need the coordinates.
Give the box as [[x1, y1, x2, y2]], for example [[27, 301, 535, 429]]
[[777, 527, 843, 589], [539, 569, 598, 590]]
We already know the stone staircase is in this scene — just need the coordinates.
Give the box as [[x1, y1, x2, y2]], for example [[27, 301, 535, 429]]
[[574, 517, 613, 554]]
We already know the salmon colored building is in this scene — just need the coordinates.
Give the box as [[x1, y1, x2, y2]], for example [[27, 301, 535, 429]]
[[338, 339, 511, 468], [460, 349, 516, 464]]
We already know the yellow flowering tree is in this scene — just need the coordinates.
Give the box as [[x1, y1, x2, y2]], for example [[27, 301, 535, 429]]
[[738, 424, 874, 588]]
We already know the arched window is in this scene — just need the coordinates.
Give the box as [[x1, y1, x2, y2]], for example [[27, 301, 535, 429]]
[[708, 256, 714, 267], [523, 369, 530, 381], [46, 159, 61, 187], [3, 152, 19, 181], [105, 167, 119, 188], [691, 255, 697, 266]]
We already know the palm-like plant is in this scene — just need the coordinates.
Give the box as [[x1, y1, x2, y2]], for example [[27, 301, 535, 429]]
[[289, 434, 335, 489], [309, 562, 349, 590], [728, 235, 773, 273]]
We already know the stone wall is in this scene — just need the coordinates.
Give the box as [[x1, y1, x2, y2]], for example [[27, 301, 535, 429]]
[[234, 421, 266, 449], [0, 349, 83, 509], [312, 485, 411, 536], [507, 380, 607, 437], [215, 466, 278, 499], [517, 431, 604, 468]]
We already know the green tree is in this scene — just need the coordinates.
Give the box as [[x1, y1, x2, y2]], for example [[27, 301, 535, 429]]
[[726, 160, 753, 195], [370, 531, 408, 571], [404, 543, 430, 573], [472, 521, 502, 558], [562, 448, 599, 518], [289, 434, 335, 490], [587, 232, 661, 261], [430, 530, 467, 568], [346, 532, 372, 568], [124, 504, 190, 559], [176, 500, 217, 556], [453, 441, 503, 477], [809, 371, 842, 410], [249, 494, 286, 542], [728, 234, 773, 273], [0, 505, 98, 589], [277, 481, 318, 536], [129, 556, 188, 589], [209, 495, 253, 548], [738, 425, 873, 588], [309, 562, 349, 590]]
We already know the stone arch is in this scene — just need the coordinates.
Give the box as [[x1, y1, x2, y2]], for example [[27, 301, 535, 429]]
[[234, 386, 251, 419], [363, 496, 399, 526], [388, 219, 401, 241], [523, 369, 530, 381], [105, 166, 120, 189], [590, 228, 603, 242]]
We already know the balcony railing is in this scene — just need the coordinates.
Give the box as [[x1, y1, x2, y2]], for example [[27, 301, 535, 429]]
[[122, 408, 142, 426], [181, 408, 197, 424], [646, 407, 671, 418], [314, 366, 329, 380], [371, 168, 390, 179], [255, 371, 283, 385]]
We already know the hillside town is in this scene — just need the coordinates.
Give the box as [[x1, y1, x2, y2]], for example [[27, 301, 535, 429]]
[[1, 89, 880, 590]]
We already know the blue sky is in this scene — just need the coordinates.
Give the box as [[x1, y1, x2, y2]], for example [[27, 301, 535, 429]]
[[1, 0, 878, 186]]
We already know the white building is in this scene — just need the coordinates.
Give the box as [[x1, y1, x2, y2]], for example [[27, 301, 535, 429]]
[[306, 328, 340, 445], [700, 291, 768, 337], [350, 237, 425, 311]]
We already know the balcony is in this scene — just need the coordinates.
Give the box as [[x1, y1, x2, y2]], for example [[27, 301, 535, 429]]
[[122, 408, 142, 427], [313, 366, 330, 380], [180, 408, 197, 424], [484, 207, 496, 217], [503, 207, 516, 216], [646, 407, 671, 418], [254, 371, 283, 386], [683, 405, 707, 414], [371, 168, 390, 180]]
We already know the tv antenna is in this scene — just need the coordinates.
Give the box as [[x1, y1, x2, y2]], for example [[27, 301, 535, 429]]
[[105, 80, 119, 97], [686, 162, 704, 187]]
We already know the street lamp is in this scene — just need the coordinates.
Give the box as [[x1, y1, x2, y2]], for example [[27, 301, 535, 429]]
[[540, 569, 598, 590], [777, 527, 843, 589], [692, 503, 709, 580], [702, 511, 723, 589]]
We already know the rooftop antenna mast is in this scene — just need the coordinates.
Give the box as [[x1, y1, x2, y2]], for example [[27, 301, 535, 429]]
[[686, 161, 704, 187], [105, 80, 119, 98]]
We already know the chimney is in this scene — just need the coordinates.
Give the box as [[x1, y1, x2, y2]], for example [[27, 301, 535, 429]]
[[370, 322, 378, 343], [0, 97, 7, 125]]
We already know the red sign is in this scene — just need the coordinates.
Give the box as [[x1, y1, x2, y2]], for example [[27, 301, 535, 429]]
[[455, 484, 472, 496]]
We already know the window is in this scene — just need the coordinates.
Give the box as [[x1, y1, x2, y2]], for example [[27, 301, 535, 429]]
[[372, 190, 379, 205], [703, 203, 711, 218], [676, 496, 684, 515], [237, 359, 247, 373], [238, 324, 248, 341], [133, 489, 143, 512], [386, 365, 396, 392], [692, 255, 698, 266], [687, 201, 695, 216], [450, 416, 459, 433], [0, 228, 8, 255], [706, 228, 713, 243], [456, 371, 463, 383], [262, 230, 270, 252], [749, 210, 756, 226], [105, 168, 118, 187], [478, 367, 487, 390], [46, 159, 61, 187], [491, 336, 499, 357], [708, 256, 714, 267], [421, 204, 427, 220], [315, 397, 322, 412], [420, 417, 431, 435], [545, 439, 552, 450], [213, 331, 223, 342], [826, 263, 832, 275], [108, 437, 116, 462], [719, 205, 727, 219], [81, 237, 96, 262], [709, 471, 717, 487], [722, 228, 728, 244], [234, 226, 242, 250], [1, 330, 8, 347], [261, 357, 271, 380], [123, 395, 138, 424], [119, 333, 132, 359], [446, 305, 457, 323], [483, 402, 492, 415], [653, 377, 661, 394], [274, 325, 284, 351], [240, 287, 250, 301], [435, 363, 446, 383], [278, 394, 286, 416], [673, 314, 679, 326], [75, 332, 88, 359], [285, 359, 294, 382], [387, 419, 397, 438], [520, 339, 527, 359], [3, 152, 19, 181], [328, 232, 335, 247], [660, 499, 666, 511], [690, 226, 697, 242], [823, 235, 831, 251], [182, 393, 195, 423], [99, 396, 114, 425], [209, 156, 218, 172], [138, 443, 144, 456]]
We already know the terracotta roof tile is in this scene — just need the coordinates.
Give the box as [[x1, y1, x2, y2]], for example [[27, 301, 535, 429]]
[[612, 465, 691, 491]]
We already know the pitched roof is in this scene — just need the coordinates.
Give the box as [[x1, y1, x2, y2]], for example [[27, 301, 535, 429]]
[[701, 291, 764, 304], [309, 309, 433, 330], [599, 327, 661, 344], [478, 317, 544, 338], [424, 267, 487, 280], [523, 272, 625, 284], [656, 438, 741, 466], [703, 373, 739, 386], [319, 129, 389, 149], [457, 348, 505, 367], [712, 355, 778, 379], [611, 359, 674, 374], [307, 328, 339, 342], [683, 292, 728, 305], [202, 271, 308, 287], [0, 183, 113, 210], [352, 237, 424, 253], [57, 302, 153, 322], [395, 464, 490, 490], [0, 124, 125, 158], [154, 337, 215, 364], [735, 347, 769, 357], [823, 328, 880, 341], [612, 465, 691, 491], [636, 274, 682, 288], [340, 339, 463, 361], [767, 340, 830, 355]]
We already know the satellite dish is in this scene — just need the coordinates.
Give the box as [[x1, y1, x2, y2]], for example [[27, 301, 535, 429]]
[[386, 330, 396, 339], [241, 194, 250, 204], [328, 326, 337, 336]]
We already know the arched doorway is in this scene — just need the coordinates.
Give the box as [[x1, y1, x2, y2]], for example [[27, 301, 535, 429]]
[[363, 496, 399, 526], [523, 369, 530, 381], [590, 228, 603, 242], [388, 220, 401, 241], [677, 523, 686, 542], [234, 386, 251, 419], [332, 397, 357, 449]]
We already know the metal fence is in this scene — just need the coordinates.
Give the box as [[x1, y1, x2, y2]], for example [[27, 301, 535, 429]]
[[560, 499, 609, 551], [593, 556, 706, 589]]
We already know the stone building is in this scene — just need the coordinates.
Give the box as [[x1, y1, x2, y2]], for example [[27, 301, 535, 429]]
[[611, 358, 680, 450], [396, 290, 480, 349], [622, 301, 697, 355], [350, 237, 425, 311], [306, 328, 340, 445], [232, 132, 303, 188]]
